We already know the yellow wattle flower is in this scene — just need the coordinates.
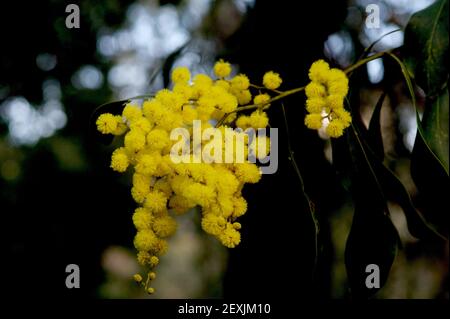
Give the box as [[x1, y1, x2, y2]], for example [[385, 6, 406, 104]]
[[304, 59, 351, 138]]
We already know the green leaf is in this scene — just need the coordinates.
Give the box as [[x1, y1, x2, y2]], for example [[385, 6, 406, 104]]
[[162, 44, 187, 88], [411, 87, 450, 236], [384, 52, 449, 236], [367, 92, 386, 160], [404, 0, 449, 96], [345, 206, 399, 299], [375, 158, 445, 241], [362, 136, 446, 241], [386, 52, 448, 176], [420, 87, 449, 172], [340, 124, 400, 298], [362, 89, 444, 240], [334, 88, 399, 297]]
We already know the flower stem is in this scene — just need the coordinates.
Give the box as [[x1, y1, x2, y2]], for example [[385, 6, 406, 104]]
[[343, 51, 387, 74]]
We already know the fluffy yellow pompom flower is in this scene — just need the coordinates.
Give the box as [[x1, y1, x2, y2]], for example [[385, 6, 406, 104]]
[[327, 69, 349, 95], [253, 93, 271, 107], [232, 197, 247, 218], [326, 119, 345, 138], [231, 74, 250, 91], [155, 89, 184, 110], [133, 274, 143, 283], [135, 154, 159, 175], [133, 207, 153, 230], [145, 190, 168, 213], [201, 214, 226, 236], [234, 162, 261, 183], [248, 110, 269, 128], [147, 129, 170, 150], [214, 60, 232, 78], [306, 98, 326, 114], [149, 255, 159, 267], [171, 66, 191, 84], [124, 130, 146, 152], [131, 185, 150, 204], [235, 115, 249, 129], [216, 92, 238, 113], [305, 59, 350, 138], [308, 59, 330, 83], [333, 108, 352, 127], [183, 182, 215, 207], [215, 79, 231, 91], [181, 105, 198, 124], [130, 117, 152, 133], [153, 238, 169, 255], [152, 215, 177, 238], [142, 99, 164, 123], [113, 119, 128, 135], [134, 229, 158, 251], [326, 94, 344, 110], [122, 104, 142, 122], [169, 194, 195, 214], [305, 82, 326, 98], [304, 113, 323, 130], [154, 178, 173, 197], [137, 251, 150, 266], [193, 74, 213, 96], [219, 223, 241, 248], [96, 113, 120, 134], [132, 173, 151, 204], [263, 71, 282, 90], [173, 83, 194, 101], [236, 89, 252, 105], [111, 147, 129, 172]]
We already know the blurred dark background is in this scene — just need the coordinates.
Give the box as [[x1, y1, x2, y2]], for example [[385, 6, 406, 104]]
[[1, 0, 447, 298]]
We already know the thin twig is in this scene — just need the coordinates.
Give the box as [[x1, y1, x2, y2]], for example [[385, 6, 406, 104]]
[[280, 103, 319, 279], [249, 83, 284, 94]]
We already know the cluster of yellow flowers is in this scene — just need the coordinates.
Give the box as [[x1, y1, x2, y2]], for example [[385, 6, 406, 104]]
[[96, 60, 280, 293], [96, 57, 352, 293], [304, 60, 351, 138]]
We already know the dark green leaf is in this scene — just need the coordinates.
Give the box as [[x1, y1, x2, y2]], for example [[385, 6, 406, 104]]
[[345, 206, 399, 299], [420, 87, 449, 172], [385, 51, 449, 230], [340, 124, 400, 298], [404, 0, 449, 96], [162, 44, 187, 88], [363, 137, 446, 241], [335, 90, 399, 297], [360, 90, 444, 240], [411, 87, 449, 236], [367, 92, 386, 160]]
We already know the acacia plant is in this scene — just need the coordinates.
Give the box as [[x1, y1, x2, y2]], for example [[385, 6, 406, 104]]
[[94, 0, 448, 297]]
